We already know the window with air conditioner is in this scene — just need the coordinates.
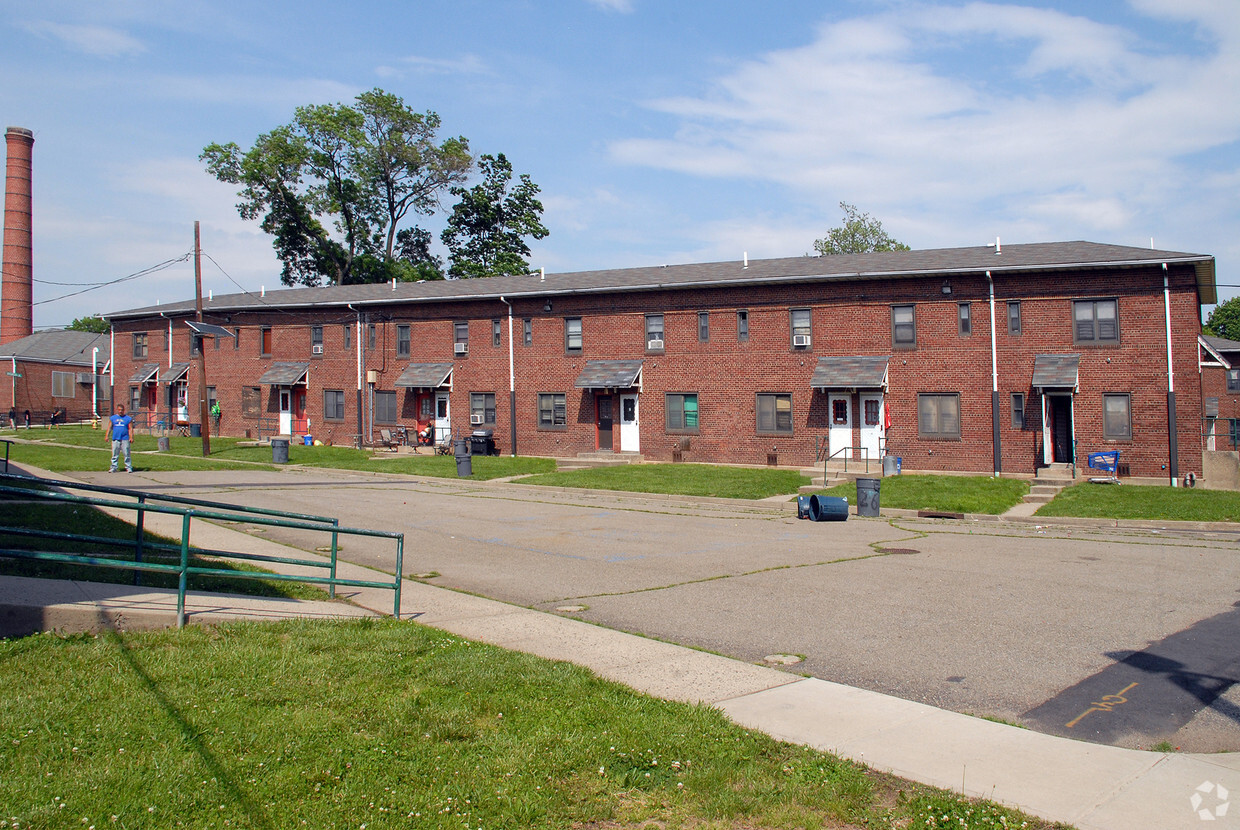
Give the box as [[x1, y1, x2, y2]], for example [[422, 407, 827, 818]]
[[645, 314, 664, 350], [470, 392, 495, 426], [312, 344, 324, 355], [790, 308, 811, 349], [454, 342, 468, 355], [453, 321, 469, 355], [311, 325, 323, 355], [792, 334, 811, 348], [470, 413, 484, 425]]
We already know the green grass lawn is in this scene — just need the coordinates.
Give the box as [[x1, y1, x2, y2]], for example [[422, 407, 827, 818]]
[[0, 618, 1069, 830], [1037, 482, 1240, 522], [819, 474, 1029, 515], [516, 463, 810, 499], [0, 503, 329, 600]]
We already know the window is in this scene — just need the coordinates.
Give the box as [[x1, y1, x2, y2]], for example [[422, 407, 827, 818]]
[[1227, 369, 1239, 393], [161, 329, 169, 353], [737, 310, 749, 342], [565, 317, 582, 352], [493, 319, 502, 348], [698, 312, 709, 342], [260, 327, 272, 356], [129, 387, 141, 412], [367, 323, 376, 350], [213, 333, 221, 351], [234, 327, 241, 350], [397, 325, 410, 357], [1012, 393, 1025, 430], [241, 387, 262, 418], [1074, 298, 1119, 343], [454, 321, 469, 353], [470, 392, 496, 425], [864, 398, 880, 426], [918, 393, 961, 439], [523, 318, 532, 347], [538, 393, 566, 428], [756, 393, 793, 435], [324, 390, 345, 421], [832, 399, 848, 425], [1007, 301, 1021, 335], [645, 314, 664, 350], [132, 332, 148, 359], [790, 308, 811, 349], [342, 324, 351, 350], [52, 371, 74, 398], [207, 386, 217, 413], [958, 303, 971, 336], [666, 393, 699, 431], [374, 391, 398, 424], [1103, 393, 1132, 440], [190, 335, 201, 357], [892, 305, 915, 347], [311, 325, 323, 355]]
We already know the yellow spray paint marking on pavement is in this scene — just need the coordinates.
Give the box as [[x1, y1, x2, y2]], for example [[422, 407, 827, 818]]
[[1065, 682, 1140, 729]]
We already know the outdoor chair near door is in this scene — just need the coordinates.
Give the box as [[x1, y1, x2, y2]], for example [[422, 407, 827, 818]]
[[378, 428, 400, 452]]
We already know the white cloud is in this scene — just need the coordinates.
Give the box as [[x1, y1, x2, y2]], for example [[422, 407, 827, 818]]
[[25, 21, 145, 58], [376, 54, 491, 79], [586, 0, 634, 12]]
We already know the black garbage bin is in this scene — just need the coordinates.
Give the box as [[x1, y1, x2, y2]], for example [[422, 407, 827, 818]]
[[272, 438, 289, 464], [189, 423, 201, 437], [856, 476, 881, 517], [454, 438, 472, 477]]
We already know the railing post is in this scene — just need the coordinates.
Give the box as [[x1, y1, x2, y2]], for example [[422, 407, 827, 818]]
[[177, 512, 191, 628], [133, 494, 147, 586], [329, 520, 339, 599], [393, 535, 404, 620]]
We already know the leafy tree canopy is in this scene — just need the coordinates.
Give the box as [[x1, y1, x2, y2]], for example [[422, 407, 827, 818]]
[[813, 202, 910, 255], [441, 153, 549, 279], [201, 89, 470, 286], [1204, 296, 1240, 340], [66, 316, 109, 333]]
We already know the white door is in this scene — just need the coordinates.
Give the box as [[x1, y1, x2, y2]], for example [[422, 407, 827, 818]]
[[860, 394, 883, 462], [278, 388, 292, 435], [619, 394, 639, 452], [828, 393, 852, 459], [435, 392, 451, 444]]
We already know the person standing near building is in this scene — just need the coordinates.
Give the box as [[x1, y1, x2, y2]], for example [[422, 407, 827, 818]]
[[108, 403, 134, 473], [6, 407, 14, 429]]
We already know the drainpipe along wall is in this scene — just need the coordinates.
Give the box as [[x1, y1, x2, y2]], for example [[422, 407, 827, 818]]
[[500, 296, 516, 456], [1164, 264, 1178, 486], [988, 271, 1000, 476]]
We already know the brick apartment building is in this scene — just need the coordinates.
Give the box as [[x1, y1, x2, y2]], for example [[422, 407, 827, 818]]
[[102, 241, 1217, 480], [1200, 334, 1240, 452], [0, 330, 110, 426]]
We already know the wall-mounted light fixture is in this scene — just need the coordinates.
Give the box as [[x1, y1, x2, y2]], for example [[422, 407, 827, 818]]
[[543, 301, 553, 313], [941, 281, 953, 295]]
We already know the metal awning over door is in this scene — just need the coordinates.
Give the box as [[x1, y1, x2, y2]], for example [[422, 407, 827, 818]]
[[810, 356, 889, 390], [1031, 354, 1080, 390], [159, 362, 190, 384], [128, 363, 160, 384], [394, 363, 453, 389], [257, 362, 310, 386], [574, 360, 643, 390]]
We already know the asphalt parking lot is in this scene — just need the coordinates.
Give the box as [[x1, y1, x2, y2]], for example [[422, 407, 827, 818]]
[[106, 467, 1240, 752]]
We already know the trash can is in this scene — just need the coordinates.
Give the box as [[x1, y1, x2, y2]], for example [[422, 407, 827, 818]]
[[272, 438, 289, 464], [454, 437, 472, 477], [882, 455, 899, 476], [303, 434, 313, 446], [797, 494, 813, 519], [856, 476, 881, 517], [189, 423, 201, 437], [157, 436, 170, 452], [808, 494, 849, 521]]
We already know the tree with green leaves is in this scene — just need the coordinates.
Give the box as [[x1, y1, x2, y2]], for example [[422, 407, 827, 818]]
[[441, 153, 549, 279], [1204, 296, 1240, 340], [66, 316, 109, 333], [813, 202, 910, 255], [201, 89, 471, 286]]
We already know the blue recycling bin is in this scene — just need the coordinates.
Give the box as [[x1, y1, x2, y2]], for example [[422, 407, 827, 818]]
[[1088, 451, 1119, 472]]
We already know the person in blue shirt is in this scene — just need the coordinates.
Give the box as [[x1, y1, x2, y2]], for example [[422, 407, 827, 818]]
[[108, 403, 134, 473]]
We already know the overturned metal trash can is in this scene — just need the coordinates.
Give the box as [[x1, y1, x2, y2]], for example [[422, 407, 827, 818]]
[[856, 476, 881, 517], [454, 437, 472, 477], [808, 494, 848, 521]]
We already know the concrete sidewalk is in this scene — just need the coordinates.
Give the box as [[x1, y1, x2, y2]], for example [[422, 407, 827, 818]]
[[3, 469, 1236, 829]]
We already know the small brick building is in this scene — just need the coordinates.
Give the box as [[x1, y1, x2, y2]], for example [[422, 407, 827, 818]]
[[0, 330, 109, 426], [1200, 334, 1240, 452], [103, 241, 1218, 480]]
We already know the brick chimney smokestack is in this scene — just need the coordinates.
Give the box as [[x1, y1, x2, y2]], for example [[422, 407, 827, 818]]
[[2, 126, 34, 346]]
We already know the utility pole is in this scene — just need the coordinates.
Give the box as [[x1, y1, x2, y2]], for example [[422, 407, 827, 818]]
[[194, 221, 211, 456]]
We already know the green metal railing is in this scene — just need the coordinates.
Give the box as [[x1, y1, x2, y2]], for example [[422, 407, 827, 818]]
[[0, 473, 403, 627]]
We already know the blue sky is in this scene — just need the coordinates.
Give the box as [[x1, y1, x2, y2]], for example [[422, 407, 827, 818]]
[[2, 0, 1237, 329]]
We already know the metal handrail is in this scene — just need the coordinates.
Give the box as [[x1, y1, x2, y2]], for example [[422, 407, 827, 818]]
[[0, 480, 403, 626], [824, 445, 872, 475]]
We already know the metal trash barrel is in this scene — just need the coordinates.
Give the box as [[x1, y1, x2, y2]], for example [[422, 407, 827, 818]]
[[157, 436, 170, 452], [272, 438, 289, 464], [856, 476, 881, 517], [808, 494, 849, 522], [882, 455, 899, 476], [454, 438, 472, 477], [189, 423, 201, 437]]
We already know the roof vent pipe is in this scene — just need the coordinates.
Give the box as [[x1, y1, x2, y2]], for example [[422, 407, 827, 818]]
[[994, 236, 1001, 255], [208, 290, 212, 301], [540, 267, 545, 282], [743, 252, 748, 269], [261, 286, 265, 297], [391, 278, 396, 291]]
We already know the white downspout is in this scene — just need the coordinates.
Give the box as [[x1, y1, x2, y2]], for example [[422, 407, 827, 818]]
[[1164, 264, 1179, 486], [988, 271, 1000, 476], [109, 328, 115, 413], [500, 296, 516, 456], [92, 347, 99, 418]]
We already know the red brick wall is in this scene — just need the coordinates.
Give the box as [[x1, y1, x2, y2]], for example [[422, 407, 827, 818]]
[[3, 360, 107, 423], [107, 263, 1206, 476]]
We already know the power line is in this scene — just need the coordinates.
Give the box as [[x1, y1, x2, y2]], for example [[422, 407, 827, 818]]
[[31, 253, 192, 307]]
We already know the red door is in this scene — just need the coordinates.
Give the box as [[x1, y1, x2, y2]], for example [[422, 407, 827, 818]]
[[293, 389, 308, 434], [144, 385, 158, 426], [596, 395, 614, 451]]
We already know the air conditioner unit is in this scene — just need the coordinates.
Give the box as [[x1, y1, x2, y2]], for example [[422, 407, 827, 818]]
[[793, 334, 812, 347], [454, 342, 468, 355], [647, 338, 664, 350], [76, 372, 96, 384], [470, 413, 484, 425], [311, 344, 324, 355]]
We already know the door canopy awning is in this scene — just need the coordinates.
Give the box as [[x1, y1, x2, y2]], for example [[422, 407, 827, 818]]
[[1032, 354, 1080, 390], [159, 362, 190, 384], [574, 360, 643, 390], [257, 362, 310, 386], [811, 356, 889, 391], [185, 321, 235, 338], [128, 363, 160, 384], [394, 362, 453, 389]]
